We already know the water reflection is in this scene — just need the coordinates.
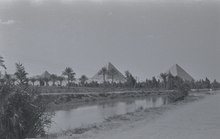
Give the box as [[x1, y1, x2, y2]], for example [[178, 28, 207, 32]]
[[48, 96, 170, 134]]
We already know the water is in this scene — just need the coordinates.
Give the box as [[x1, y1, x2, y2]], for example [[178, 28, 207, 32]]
[[48, 96, 170, 134]]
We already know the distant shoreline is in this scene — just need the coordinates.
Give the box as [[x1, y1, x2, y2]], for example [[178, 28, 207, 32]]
[[41, 89, 184, 111]]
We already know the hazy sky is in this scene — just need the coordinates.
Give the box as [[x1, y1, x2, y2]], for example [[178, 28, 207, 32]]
[[0, 0, 219, 81]]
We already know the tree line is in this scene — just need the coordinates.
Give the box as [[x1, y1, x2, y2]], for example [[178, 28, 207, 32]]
[[1, 60, 220, 90]]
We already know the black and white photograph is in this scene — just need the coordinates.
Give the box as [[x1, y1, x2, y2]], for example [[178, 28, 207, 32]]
[[0, 0, 220, 139]]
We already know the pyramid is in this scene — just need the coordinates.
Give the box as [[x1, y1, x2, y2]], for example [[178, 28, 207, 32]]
[[166, 64, 194, 81], [90, 62, 126, 83], [40, 71, 51, 79]]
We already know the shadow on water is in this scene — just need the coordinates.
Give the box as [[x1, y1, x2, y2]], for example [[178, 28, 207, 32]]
[[47, 96, 170, 134]]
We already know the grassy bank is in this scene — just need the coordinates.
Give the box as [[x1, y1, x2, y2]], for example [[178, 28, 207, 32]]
[[41, 89, 185, 111]]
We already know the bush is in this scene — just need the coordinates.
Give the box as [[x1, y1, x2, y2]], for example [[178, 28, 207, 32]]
[[0, 85, 52, 139], [178, 82, 191, 96]]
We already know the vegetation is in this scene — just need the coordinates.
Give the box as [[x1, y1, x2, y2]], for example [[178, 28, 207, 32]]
[[108, 68, 117, 84], [0, 57, 52, 139], [29, 77, 37, 86], [160, 73, 168, 89], [79, 75, 88, 86], [41, 71, 51, 86], [62, 67, 75, 86], [50, 74, 58, 86], [212, 79, 220, 89], [14, 63, 28, 85], [97, 67, 120, 85], [0, 56, 6, 70], [124, 71, 136, 88], [0, 85, 52, 139], [98, 67, 108, 83], [4, 61, 218, 90], [57, 76, 65, 86]]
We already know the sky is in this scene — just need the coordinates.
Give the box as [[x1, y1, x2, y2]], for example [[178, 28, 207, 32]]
[[0, 0, 219, 81]]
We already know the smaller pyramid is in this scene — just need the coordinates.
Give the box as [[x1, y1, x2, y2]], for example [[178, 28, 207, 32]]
[[166, 64, 194, 81], [40, 71, 51, 79], [90, 62, 126, 83]]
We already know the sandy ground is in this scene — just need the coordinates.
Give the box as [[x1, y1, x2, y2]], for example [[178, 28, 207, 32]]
[[52, 91, 220, 139]]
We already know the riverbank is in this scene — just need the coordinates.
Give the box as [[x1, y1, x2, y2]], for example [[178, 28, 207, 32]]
[[38, 85, 210, 111], [41, 90, 214, 139], [39, 86, 153, 94], [87, 91, 220, 139], [43, 90, 183, 111]]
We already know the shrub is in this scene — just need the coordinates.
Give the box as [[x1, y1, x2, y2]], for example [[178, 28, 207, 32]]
[[0, 85, 52, 139], [178, 82, 191, 97]]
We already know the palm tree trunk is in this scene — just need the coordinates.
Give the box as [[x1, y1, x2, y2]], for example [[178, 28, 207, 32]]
[[103, 74, 106, 83], [67, 79, 70, 86], [164, 81, 167, 89], [111, 75, 114, 84]]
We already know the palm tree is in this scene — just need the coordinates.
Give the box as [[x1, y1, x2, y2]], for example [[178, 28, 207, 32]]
[[0, 56, 6, 85], [152, 76, 159, 88], [43, 77, 50, 86], [4, 72, 12, 85], [160, 73, 168, 89], [11, 77, 17, 85], [14, 63, 28, 85], [0, 56, 6, 70], [37, 77, 44, 86], [108, 68, 117, 84], [125, 70, 136, 88], [62, 67, 75, 86], [79, 75, 88, 86], [57, 76, 65, 86], [29, 77, 37, 86], [98, 67, 107, 83], [41, 71, 51, 86], [50, 74, 58, 86], [167, 72, 174, 90]]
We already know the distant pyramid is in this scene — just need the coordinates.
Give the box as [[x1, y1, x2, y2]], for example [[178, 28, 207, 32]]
[[166, 64, 194, 81], [90, 62, 126, 83], [40, 71, 51, 79]]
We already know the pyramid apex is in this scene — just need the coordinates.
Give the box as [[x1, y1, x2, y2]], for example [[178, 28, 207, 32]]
[[172, 64, 179, 67], [108, 62, 113, 65], [175, 64, 181, 67]]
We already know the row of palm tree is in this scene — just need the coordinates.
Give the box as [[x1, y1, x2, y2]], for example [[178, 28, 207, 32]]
[[29, 66, 119, 87], [1, 55, 220, 89], [0, 64, 89, 87], [28, 67, 89, 87], [98, 67, 118, 84]]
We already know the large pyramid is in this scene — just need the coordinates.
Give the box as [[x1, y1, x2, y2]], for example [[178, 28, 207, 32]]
[[90, 62, 126, 83], [166, 64, 194, 81]]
